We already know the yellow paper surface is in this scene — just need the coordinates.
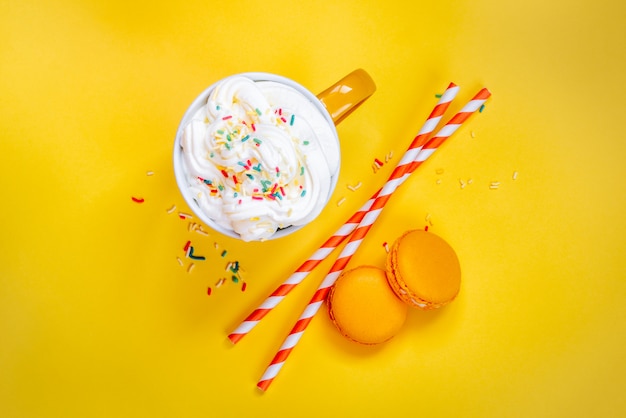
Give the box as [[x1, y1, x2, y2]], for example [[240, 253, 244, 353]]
[[1, 0, 625, 417]]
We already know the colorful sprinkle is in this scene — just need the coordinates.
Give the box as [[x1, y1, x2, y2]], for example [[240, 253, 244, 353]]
[[187, 263, 195, 273], [479, 104, 486, 113], [383, 242, 390, 253], [166, 204, 176, 213], [255, 108, 262, 116], [188, 247, 206, 261], [146, 171, 154, 176], [290, 115, 295, 126], [337, 197, 346, 206], [221, 250, 228, 258], [183, 240, 191, 252], [241, 282, 247, 292], [222, 115, 232, 120], [132, 197, 144, 203], [207, 287, 212, 296]]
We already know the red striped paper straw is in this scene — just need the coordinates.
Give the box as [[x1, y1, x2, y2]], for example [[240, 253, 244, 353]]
[[257, 87, 491, 391], [228, 83, 459, 345]]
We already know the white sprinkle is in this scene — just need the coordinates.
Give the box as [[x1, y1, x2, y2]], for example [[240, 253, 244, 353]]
[[512, 171, 519, 180], [347, 181, 362, 192], [187, 263, 195, 273], [176, 257, 184, 266], [337, 197, 346, 206], [468, 178, 474, 184], [385, 151, 394, 163], [490, 181, 500, 189], [166, 204, 177, 214], [146, 171, 155, 176], [470, 131, 476, 138], [179, 212, 193, 219], [195, 228, 209, 236], [436, 179, 442, 185], [459, 179, 466, 189], [425, 213, 433, 226], [216, 278, 226, 288]]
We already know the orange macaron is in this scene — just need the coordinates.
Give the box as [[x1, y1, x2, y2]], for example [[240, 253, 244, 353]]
[[327, 266, 408, 345], [386, 229, 461, 309]]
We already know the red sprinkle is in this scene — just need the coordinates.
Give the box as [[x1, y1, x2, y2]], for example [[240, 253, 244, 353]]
[[132, 197, 144, 203], [221, 169, 229, 178], [207, 287, 212, 296], [425, 225, 429, 232], [233, 175, 238, 184], [374, 158, 384, 166], [183, 240, 191, 252], [251, 123, 256, 132], [222, 115, 232, 120], [241, 282, 247, 292]]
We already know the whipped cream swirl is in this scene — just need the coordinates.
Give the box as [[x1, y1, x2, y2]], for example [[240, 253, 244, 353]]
[[180, 76, 339, 241]]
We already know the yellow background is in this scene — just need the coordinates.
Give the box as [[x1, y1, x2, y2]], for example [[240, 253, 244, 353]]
[[2, 0, 625, 417]]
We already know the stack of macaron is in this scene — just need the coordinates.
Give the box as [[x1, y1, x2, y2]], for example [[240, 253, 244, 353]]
[[327, 229, 461, 345]]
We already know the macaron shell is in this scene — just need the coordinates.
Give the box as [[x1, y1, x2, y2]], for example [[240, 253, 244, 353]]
[[386, 230, 461, 309], [327, 266, 408, 345]]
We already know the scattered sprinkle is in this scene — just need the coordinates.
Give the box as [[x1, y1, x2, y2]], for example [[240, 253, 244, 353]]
[[146, 171, 154, 176], [489, 181, 500, 189], [132, 197, 144, 203], [207, 287, 212, 296], [176, 257, 184, 266], [290, 115, 295, 126], [435, 93, 443, 98], [385, 151, 394, 163], [241, 282, 247, 292], [459, 179, 466, 189], [479, 104, 486, 113], [512, 171, 519, 180], [436, 179, 442, 185], [425, 213, 433, 226], [383, 242, 390, 253], [178, 212, 193, 220], [435, 168, 445, 175], [187, 263, 195, 273], [188, 247, 206, 261], [470, 131, 476, 138], [337, 197, 346, 206], [425, 225, 429, 232], [221, 250, 228, 258], [166, 204, 176, 214], [347, 181, 362, 192], [374, 158, 384, 167], [216, 278, 226, 288]]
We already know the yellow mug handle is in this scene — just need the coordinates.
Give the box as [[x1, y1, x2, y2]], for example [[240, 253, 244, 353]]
[[317, 69, 376, 125]]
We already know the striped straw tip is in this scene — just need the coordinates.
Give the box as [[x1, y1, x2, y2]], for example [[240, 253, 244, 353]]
[[227, 333, 242, 344], [257, 380, 272, 392]]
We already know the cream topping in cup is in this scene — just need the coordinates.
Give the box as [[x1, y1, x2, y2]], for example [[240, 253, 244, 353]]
[[180, 76, 339, 241]]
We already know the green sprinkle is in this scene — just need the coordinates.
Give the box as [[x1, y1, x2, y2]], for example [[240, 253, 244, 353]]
[[231, 275, 239, 283], [217, 129, 224, 135], [300, 190, 306, 197], [218, 184, 224, 191], [253, 138, 262, 145], [255, 108, 262, 116], [479, 104, 486, 113], [226, 134, 232, 141], [221, 250, 227, 257], [246, 173, 255, 180], [216, 105, 221, 110], [300, 166, 304, 176], [241, 135, 250, 142], [435, 93, 442, 98], [290, 114, 295, 126], [253, 164, 262, 172], [303, 141, 309, 145], [234, 192, 238, 197]]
